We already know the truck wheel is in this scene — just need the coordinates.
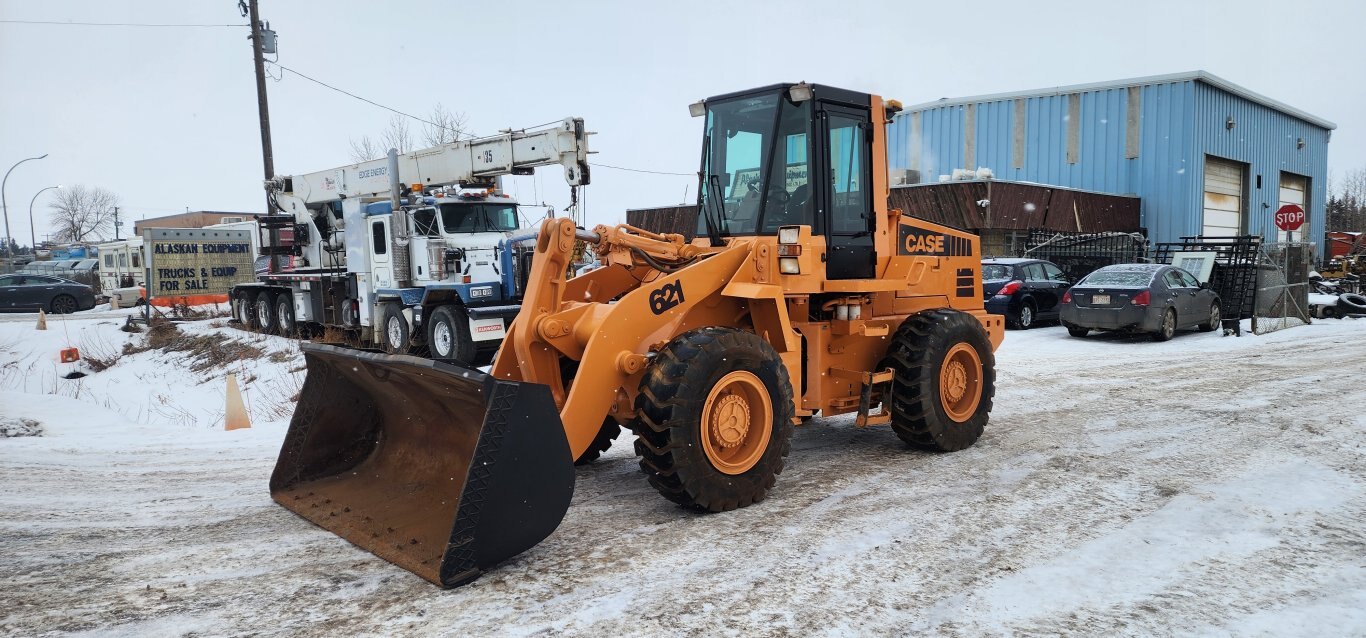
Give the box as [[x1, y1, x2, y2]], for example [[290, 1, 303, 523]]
[[574, 418, 621, 465], [427, 305, 476, 365], [254, 290, 278, 333], [275, 294, 296, 337], [881, 309, 995, 451], [380, 303, 411, 354], [631, 327, 794, 511], [232, 291, 251, 325]]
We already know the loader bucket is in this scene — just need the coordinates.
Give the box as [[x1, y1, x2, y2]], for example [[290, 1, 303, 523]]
[[270, 343, 573, 588]]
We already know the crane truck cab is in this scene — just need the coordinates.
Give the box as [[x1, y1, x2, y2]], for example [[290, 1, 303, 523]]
[[229, 116, 590, 363]]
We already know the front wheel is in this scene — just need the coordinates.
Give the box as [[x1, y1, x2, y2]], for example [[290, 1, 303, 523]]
[[881, 309, 995, 451], [427, 305, 476, 365], [1198, 302, 1221, 332], [631, 327, 794, 511]]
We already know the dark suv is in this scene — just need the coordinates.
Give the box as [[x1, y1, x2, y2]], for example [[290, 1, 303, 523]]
[[982, 258, 1072, 329]]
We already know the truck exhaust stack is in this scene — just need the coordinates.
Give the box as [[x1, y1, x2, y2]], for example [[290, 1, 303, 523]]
[[270, 343, 574, 587]]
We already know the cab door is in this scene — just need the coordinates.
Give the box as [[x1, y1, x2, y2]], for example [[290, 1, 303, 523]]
[[370, 217, 393, 289], [818, 104, 875, 280]]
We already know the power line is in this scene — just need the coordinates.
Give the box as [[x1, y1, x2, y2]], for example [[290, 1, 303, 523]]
[[592, 163, 693, 177], [0, 19, 248, 27], [271, 62, 694, 178]]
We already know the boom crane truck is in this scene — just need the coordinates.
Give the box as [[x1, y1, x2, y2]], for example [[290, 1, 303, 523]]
[[269, 83, 1006, 588], [230, 118, 590, 363]]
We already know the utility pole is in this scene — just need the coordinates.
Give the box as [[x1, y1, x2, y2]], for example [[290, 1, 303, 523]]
[[113, 206, 121, 240], [242, 0, 280, 272]]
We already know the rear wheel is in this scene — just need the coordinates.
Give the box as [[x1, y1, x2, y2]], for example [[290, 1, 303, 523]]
[[881, 310, 995, 451], [380, 303, 411, 354], [275, 294, 296, 336], [1011, 301, 1035, 330], [574, 419, 621, 465], [631, 327, 794, 511], [1198, 302, 1221, 332], [1066, 323, 1090, 338], [254, 291, 278, 334], [1151, 308, 1176, 342], [232, 290, 252, 324], [427, 305, 476, 365], [50, 294, 77, 314]]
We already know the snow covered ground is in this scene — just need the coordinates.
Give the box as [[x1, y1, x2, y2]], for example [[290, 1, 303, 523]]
[[2, 309, 1365, 637]]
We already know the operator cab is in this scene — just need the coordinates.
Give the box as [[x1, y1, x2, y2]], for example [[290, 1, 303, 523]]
[[693, 82, 882, 279]]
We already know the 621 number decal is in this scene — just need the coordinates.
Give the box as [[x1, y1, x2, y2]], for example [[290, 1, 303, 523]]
[[648, 281, 685, 315]]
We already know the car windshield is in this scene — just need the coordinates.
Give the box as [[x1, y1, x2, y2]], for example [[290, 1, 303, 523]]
[[439, 203, 518, 233], [1081, 270, 1155, 287], [982, 264, 1012, 280]]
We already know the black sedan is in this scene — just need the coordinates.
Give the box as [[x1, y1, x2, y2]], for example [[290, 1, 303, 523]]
[[1060, 264, 1221, 341], [982, 258, 1072, 329], [0, 274, 97, 313]]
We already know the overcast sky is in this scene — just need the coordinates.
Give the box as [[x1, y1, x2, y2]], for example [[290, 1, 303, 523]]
[[2, 0, 1363, 245]]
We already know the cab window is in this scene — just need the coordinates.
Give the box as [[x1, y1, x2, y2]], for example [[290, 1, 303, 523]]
[[1043, 262, 1068, 282], [1163, 271, 1188, 288], [1023, 263, 1048, 282], [372, 221, 387, 255]]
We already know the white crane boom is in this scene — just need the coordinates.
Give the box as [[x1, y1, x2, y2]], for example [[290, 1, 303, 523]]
[[271, 117, 590, 205]]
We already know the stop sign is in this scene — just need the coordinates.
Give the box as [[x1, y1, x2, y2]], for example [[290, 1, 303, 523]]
[[1274, 204, 1305, 232]]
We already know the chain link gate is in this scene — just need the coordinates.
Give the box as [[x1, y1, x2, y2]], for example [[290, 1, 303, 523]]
[[1252, 242, 1313, 335]]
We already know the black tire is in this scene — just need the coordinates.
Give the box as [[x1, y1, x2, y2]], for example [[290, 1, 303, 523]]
[[254, 290, 278, 334], [380, 303, 411, 354], [881, 309, 995, 451], [1322, 304, 1338, 319], [631, 327, 794, 511], [1010, 300, 1035, 330], [50, 294, 77, 314], [1151, 308, 1176, 342], [1340, 293, 1366, 314], [275, 294, 296, 337], [1198, 302, 1221, 332], [427, 305, 476, 365], [574, 418, 621, 465], [1066, 323, 1090, 338]]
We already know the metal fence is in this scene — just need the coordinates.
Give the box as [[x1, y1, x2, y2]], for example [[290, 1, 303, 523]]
[[1251, 242, 1313, 335], [1153, 236, 1262, 334], [1021, 229, 1150, 282]]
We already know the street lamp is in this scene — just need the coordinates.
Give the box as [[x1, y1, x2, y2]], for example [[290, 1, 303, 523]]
[[2, 154, 48, 259], [29, 185, 61, 252]]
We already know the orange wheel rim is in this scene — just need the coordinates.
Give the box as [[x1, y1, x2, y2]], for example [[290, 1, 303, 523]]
[[700, 371, 772, 475], [939, 343, 982, 422]]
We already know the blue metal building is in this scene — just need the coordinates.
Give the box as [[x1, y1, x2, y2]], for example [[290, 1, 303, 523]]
[[888, 71, 1335, 251]]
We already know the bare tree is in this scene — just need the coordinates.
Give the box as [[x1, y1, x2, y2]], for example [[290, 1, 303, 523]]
[[48, 185, 118, 242], [422, 103, 470, 146], [380, 114, 412, 156], [349, 134, 381, 164]]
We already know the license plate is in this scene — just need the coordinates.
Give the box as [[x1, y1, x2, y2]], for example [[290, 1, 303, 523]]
[[1092, 294, 1111, 305]]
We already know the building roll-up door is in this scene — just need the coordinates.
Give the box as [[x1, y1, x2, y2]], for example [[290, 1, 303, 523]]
[[1202, 156, 1245, 237], [1278, 173, 1308, 243]]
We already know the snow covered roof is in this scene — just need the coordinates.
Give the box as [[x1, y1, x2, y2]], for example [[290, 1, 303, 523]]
[[906, 70, 1336, 131]]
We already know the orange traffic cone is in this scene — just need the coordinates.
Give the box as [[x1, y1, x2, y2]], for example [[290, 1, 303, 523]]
[[36, 309, 47, 330], [225, 373, 251, 430]]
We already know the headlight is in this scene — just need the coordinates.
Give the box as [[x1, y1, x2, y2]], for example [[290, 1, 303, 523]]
[[779, 257, 800, 274], [777, 226, 800, 245]]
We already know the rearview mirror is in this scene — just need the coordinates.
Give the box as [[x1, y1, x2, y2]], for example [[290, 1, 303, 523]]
[[1199, 281, 1211, 290]]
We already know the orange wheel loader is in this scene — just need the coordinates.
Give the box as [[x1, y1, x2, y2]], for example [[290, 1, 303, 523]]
[[270, 82, 1006, 587]]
